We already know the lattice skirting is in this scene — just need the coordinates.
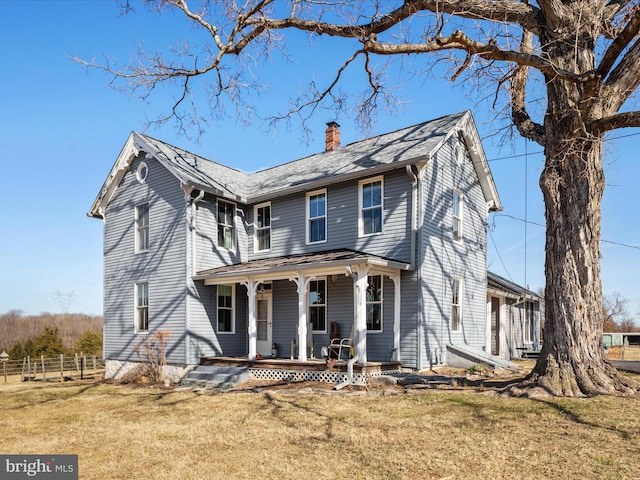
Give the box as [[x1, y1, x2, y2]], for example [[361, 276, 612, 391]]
[[247, 367, 401, 385]]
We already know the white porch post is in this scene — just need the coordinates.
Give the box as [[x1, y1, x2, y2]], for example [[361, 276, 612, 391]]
[[289, 274, 311, 362], [242, 280, 257, 360], [391, 274, 401, 361], [353, 266, 369, 365]]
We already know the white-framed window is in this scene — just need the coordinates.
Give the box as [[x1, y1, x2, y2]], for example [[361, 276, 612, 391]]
[[217, 284, 235, 334], [135, 282, 149, 333], [135, 203, 149, 253], [452, 189, 463, 242], [306, 189, 327, 244], [309, 279, 326, 333], [366, 275, 383, 332], [359, 177, 383, 236], [217, 199, 236, 250], [451, 277, 462, 332], [254, 202, 271, 252]]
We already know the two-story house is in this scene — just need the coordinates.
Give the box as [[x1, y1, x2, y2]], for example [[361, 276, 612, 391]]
[[89, 111, 502, 381]]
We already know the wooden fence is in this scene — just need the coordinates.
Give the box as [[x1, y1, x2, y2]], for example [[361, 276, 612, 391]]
[[1, 354, 105, 382]]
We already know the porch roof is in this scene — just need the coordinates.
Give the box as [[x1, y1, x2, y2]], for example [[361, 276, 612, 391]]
[[487, 271, 542, 300], [193, 249, 413, 284]]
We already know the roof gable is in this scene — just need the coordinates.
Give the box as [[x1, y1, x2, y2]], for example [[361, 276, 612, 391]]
[[89, 111, 501, 218]]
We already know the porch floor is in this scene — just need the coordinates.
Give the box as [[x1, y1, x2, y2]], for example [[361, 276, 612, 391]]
[[200, 356, 402, 376]]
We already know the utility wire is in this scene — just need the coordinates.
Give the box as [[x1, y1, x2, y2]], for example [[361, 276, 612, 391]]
[[494, 213, 640, 251], [488, 229, 513, 281], [486, 129, 640, 163]]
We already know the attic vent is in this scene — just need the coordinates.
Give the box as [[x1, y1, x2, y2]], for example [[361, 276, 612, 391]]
[[325, 121, 341, 151]]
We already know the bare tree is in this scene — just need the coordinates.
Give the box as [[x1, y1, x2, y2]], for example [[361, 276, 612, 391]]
[[80, 0, 640, 396], [603, 292, 631, 332]]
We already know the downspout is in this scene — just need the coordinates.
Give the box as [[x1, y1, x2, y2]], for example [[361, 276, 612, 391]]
[[191, 189, 205, 273], [334, 354, 359, 390], [406, 165, 418, 268], [186, 188, 205, 365], [408, 162, 427, 370]]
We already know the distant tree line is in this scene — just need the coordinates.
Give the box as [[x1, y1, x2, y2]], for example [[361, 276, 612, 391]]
[[0, 310, 103, 359]]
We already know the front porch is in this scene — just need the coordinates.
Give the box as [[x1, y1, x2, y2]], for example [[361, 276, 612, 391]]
[[193, 249, 414, 367], [200, 356, 403, 385]]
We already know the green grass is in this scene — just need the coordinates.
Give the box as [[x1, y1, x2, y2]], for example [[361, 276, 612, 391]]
[[1, 380, 639, 479]]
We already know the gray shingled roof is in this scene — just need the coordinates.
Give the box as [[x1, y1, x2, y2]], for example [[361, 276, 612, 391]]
[[488, 271, 542, 299], [134, 133, 252, 200], [248, 112, 466, 200], [136, 111, 467, 203], [193, 249, 412, 282], [90, 110, 500, 218]]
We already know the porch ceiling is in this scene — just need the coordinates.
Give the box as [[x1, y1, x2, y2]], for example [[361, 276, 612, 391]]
[[193, 249, 413, 285]]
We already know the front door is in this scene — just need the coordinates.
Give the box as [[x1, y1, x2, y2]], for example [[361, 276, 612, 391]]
[[256, 292, 272, 357]]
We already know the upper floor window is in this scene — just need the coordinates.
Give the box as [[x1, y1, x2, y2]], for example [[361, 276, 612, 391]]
[[452, 190, 463, 242], [255, 203, 271, 252], [217, 199, 236, 250], [135, 203, 149, 252], [451, 277, 462, 332], [307, 190, 327, 244], [366, 275, 383, 332], [309, 279, 326, 332], [135, 282, 149, 333], [360, 177, 383, 236], [217, 284, 235, 333]]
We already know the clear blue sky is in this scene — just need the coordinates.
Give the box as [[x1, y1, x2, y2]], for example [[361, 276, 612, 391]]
[[1, 1, 638, 322]]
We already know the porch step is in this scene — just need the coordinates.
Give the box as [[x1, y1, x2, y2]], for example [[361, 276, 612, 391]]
[[181, 366, 249, 389]]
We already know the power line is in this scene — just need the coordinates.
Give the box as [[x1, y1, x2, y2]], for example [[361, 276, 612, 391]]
[[488, 229, 513, 281], [486, 129, 640, 163], [494, 213, 640, 251], [601, 239, 640, 251]]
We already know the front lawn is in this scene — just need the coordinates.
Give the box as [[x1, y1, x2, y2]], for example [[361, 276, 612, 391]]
[[1, 379, 638, 479]]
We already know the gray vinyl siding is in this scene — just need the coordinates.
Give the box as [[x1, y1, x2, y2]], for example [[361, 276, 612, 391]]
[[187, 197, 249, 363], [194, 196, 245, 270], [268, 274, 398, 362], [366, 275, 396, 361], [272, 280, 299, 359], [399, 270, 420, 369], [103, 154, 188, 364], [186, 282, 248, 362], [217, 284, 247, 356], [270, 278, 354, 360], [247, 168, 413, 262], [420, 137, 488, 366]]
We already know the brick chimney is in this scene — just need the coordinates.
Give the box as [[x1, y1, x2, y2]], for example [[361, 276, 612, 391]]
[[325, 121, 341, 151]]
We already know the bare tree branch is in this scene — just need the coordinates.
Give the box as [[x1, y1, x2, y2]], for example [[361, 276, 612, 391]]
[[598, 8, 640, 78], [599, 36, 640, 114], [591, 110, 640, 133], [510, 30, 545, 145], [245, 0, 542, 37]]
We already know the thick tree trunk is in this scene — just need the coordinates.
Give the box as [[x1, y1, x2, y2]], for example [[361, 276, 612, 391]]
[[518, 73, 636, 395], [527, 127, 635, 396], [511, 9, 638, 396]]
